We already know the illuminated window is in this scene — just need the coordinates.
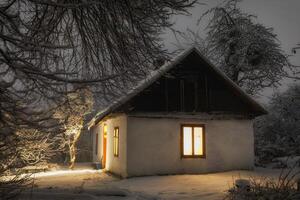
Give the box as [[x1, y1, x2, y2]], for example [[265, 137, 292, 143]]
[[181, 124, 205, 158], [113, 127, 119, 157]]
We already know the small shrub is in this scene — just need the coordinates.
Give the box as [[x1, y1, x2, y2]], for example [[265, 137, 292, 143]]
[[225, 167, 300, 200]]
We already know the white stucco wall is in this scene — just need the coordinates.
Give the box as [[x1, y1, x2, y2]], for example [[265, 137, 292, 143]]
[[126, 116, 254, 177], [104, 115, 128, 177], [91, 115, 128, 177]]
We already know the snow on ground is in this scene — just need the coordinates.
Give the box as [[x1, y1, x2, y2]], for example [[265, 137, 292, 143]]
[[103, 168, 285, 200], [20, 168, 290, 200]]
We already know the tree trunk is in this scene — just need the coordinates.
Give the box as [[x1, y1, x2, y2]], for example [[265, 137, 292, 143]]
[[69, 131, 81, 169], [69, 144, 76, 169]]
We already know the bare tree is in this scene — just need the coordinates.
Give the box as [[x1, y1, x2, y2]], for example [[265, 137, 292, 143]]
[[0, 0, 197, 198], [54, 88, 93, 169], [16, 129, 58, 165], [181, 0, 291, 94]]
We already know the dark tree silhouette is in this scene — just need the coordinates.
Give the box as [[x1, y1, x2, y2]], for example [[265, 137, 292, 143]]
[[255, 84, 300, 165], [0, 0, 197, 198], [180, 0, 291, 94], [203, 0, 290, 94]]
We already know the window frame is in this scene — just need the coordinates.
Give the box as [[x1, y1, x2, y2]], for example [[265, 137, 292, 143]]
[[180, 124, 206, 158], [113, 127, 119, 157]]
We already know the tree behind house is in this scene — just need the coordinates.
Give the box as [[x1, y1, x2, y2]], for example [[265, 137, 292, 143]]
[[180, 0, 290, 95], [255, 84, 300, 164]]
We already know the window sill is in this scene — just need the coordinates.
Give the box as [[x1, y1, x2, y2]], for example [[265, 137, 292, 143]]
[[181, 155, 206, 159]]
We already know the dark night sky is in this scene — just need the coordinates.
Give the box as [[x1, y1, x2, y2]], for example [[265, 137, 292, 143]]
[[163, 0, 300, 104]]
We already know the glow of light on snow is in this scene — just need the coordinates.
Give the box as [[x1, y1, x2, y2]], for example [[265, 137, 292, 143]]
[[32, 169, 102, 178]]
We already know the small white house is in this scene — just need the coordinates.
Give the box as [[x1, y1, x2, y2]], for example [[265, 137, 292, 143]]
[[88, 47, 267, 178]]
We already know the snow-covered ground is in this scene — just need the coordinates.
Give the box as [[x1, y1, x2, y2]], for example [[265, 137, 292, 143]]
[[19, 168, 292, 200]]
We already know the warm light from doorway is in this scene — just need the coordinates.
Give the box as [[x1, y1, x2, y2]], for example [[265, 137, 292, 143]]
[[103, 124, 107, 138]]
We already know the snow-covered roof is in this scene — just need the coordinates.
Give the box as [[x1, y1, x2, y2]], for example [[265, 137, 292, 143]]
[[88, 46, 267, 129]]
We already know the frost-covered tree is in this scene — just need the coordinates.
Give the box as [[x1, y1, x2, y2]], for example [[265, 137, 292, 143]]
[[16, 129, 58, 165], [196, 0, 290, 94], [54, 88, 93, 169], [255, 84, 300, 164]]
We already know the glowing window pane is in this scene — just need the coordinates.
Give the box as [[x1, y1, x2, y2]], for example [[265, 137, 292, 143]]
[[194, 127, 203, 155], [116, 138, 119, 155], [183, 127, 192, 155], [113, 127, 119, 157]]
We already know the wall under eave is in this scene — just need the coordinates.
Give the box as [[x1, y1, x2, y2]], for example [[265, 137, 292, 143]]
[[102, 114, 128, 177], [126, 116, 254, 177]]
